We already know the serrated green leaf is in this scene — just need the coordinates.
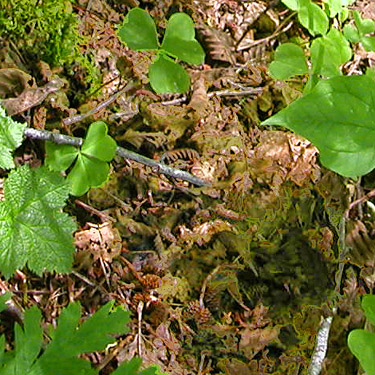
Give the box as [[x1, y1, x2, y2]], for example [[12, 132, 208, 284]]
[[268, 43, 308, 80], [298, 0, 329, 36], [0, 292, 11, 313], [161, 13, 205, 65], [348, 329, 375, 375], [45, 142, 79, 171], [353, 10, 375, 35], [362, 295, 375, 326], [118, 7, 159, 50], [261, 75, 375, 178], [0, 301, 130, 375], [81, 121, 117, 161], [0, 106, 26, 169], [311, 28, 352, 76], [149, 54, 190, 93], [0, 165, 76, 278]]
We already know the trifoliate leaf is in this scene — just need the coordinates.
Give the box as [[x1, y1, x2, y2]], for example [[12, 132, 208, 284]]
[[118, 8, 159, 50], [353, 10, 375, 35], [161, 13, 205, 65], [268, 43, 308, 80], [261, 75, 375, 178], [0, 165, 76, 278], [45, 121, 117, 196], [0, 301, 130, 375], [149, 53, 190, 93], [343, 24, 361, 43], [0, 106, 26, 169]]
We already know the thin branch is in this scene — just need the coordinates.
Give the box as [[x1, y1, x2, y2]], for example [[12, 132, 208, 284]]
[[24, 127, 208, 187]]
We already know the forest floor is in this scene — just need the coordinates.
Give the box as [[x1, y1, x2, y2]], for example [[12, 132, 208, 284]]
[[1, 0, 375, 374]]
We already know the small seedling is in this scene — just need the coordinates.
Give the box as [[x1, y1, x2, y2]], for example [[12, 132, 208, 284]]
[[118, 8, 205, 93], [348, 294, 375, 375], [343, 10, 375, 52], [45, 121, 117, 196]]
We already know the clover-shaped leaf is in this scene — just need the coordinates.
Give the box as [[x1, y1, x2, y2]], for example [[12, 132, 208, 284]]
[[118, 8, 158, 50], [45, 121, 117, 196], [161, 13, 205, 65], [149, 54, 190, 93]]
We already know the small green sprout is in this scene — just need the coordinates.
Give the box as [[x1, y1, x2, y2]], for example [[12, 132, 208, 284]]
[[118, 8, 205, 94], [45, 121, 117, 196]]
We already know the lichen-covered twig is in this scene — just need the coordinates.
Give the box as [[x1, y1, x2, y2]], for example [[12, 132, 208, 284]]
[[24, 127, 208, 186]]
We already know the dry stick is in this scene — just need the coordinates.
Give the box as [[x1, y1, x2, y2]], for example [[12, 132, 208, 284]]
[[24, 128, 208, 187]]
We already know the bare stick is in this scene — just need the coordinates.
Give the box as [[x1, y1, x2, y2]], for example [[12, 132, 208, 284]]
[[24, 128, 208, 186]]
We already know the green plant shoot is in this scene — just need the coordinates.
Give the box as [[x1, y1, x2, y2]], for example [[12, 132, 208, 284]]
[[118, 8, 205, 93], [348, 295, 375, 375], [45, 121, 117, 196]]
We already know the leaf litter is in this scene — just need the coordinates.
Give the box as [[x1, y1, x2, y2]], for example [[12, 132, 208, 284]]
[[0, 0, 373, 374]]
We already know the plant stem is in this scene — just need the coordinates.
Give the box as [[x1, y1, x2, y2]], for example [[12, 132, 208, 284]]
[[24, 128, 208, 186]]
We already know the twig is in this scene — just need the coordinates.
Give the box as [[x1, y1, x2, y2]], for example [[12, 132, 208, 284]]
[[308, 310, 336, 375], [161, 96, 187, 106], [62, 81, 138, 127], [24, 128, 208, 186], [207, 87, 263, 97]]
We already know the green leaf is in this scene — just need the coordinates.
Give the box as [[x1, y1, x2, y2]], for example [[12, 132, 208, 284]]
[[161, 13, 205, 65], [114, 357, 167, 375], [348, 329, 375, 375], [45, 143, 78, 172], [118, 7, 159, 50], [45, 121, 117, 196], [81, 121, 117, 161], [353, 10, 375, 35], [298, 0, 329, 36], [268, 43, 308, 80], [323, 0, 344, 18], [361, 36, 375, 52], [0, 106, 26, 169], [0, 292, 12, 313], [0, 301, 130, 375], [311, 28, 352, 76], [281, 0, 298, 11], [0, 165, 76, 278], [261, 75, 375, 178], [149, 53, 190, 93], [343, 24, 361, 43], [362, 295, 375, 326]]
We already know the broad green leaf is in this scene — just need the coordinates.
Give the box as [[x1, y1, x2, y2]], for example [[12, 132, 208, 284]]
[[298, 0, 329, 36], [45, 142, 78, 171], [268, 43, 308, 79], [353, 10, 375, 35], [261, 75, 375, 178], [81, 121, 117, 161], [0, 292, 11, 313], [281, 0, 298, 11], [362, 295, 375, 326], [348, 329, 375, 375], [0, 165, 76, 278], [118, 7, 159, 50], [149, 53, 190, 93], [67, 154, 111, 196], [0, 106, 26, 169], [311, 28, 352, 76], [322, 0, 343, 18], [0, 301, 130, 375], [343, 24, 361, 43], [161, 13, 205, 65]]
